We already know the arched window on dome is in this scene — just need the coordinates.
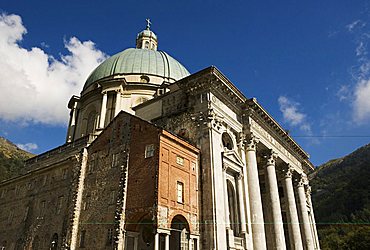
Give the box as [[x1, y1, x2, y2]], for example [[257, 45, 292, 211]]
[[145, 41, 150, 49], [140, 75, 150, 83], [86, 111, 98, 135]]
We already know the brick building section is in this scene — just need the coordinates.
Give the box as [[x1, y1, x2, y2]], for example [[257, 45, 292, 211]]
[[157, 130, 199, 234]]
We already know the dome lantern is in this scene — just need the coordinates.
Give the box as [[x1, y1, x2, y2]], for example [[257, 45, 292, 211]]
[[136, 18, 158, 51]]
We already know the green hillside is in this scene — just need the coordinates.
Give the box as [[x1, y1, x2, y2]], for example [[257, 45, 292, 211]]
[[310, 143, 370, 249], [0, 137, 34, 181]]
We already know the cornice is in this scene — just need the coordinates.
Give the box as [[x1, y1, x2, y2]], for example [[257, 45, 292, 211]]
[[245, 98, 314, 171]]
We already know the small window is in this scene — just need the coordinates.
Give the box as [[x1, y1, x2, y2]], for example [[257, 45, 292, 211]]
[[8, 210, 14, 224], [0, 189, 5, 198], [112, 153, 119, 168], [177, 182, 184, 203], [43, 175, 48, 186], [145, 41, 150, 49], [83, 196, 90, 210], [176, 156, 184, 166], [62, 169, 68, 180], [145, 144, 155, 158], [56, 196, 63, 215], [109, 191, 116, 205], [40, 200, 46, 217], [106, 228, 114, 246], [140, 75, 150, 83], [79, 230, 86, 248], [23, 206, 29, 221]]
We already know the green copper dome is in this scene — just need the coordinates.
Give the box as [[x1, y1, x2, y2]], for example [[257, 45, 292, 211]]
[[84, 48, 190, 89]]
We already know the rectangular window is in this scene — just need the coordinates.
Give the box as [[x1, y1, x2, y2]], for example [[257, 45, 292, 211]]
[[15, 185, 20, 195], [62, 169, 68, 180], [176, 156, 184, 165], [177, 182, 184, 203], [8, 210, 14, 224], [40, 200, 46, 217], [112, 153, 119, 168], [83, 196, 90, 210], [56, 196, 63, 214], [106, 228, 114, 246], [79, 230, 86, 248], [109, 191, 116, 205], [145, 144, 155, 158], [23, 206, 29, 221], [43, 175, 48, 186]]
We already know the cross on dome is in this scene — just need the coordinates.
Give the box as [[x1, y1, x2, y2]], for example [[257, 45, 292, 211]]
[[146, 18, 151, 30]]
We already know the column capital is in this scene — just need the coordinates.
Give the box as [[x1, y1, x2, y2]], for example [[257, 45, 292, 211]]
[[237, 172, 244, 180], [261, 149, 277, 166], [296, 173, 308, 187], [244, 133, 260, 151], [281, 164, 294, 179]]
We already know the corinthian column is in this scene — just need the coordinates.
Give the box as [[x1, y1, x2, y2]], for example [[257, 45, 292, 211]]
[[297, 175, 314, 250], [282, 165, 303, 249], [245, 135, 266, 249], [264, 150, 286, 249]]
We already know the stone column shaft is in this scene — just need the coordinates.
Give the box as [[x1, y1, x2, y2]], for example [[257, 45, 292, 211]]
[[265, 152, 286, 249], [237, 175, 247, 234], [99, 92, 108, 128], [154, 233, 159, 250], [297, 178, 314, 250], [165, 233, 170, 250], [246, 137, 266, 250], [283, 167, 303, 249]]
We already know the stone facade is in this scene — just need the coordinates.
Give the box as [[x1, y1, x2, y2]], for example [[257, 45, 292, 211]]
[[0, 26, 320, 250]]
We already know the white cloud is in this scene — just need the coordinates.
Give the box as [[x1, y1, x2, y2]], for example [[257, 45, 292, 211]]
[[346, 20, 365, 32], [278, 96, 313, 135], [353, 79, 370, 121], [336, 85, 350, 101], [0, 13, 107, 125], [16, 142, 38, 152], [278, 96, 305, 125]]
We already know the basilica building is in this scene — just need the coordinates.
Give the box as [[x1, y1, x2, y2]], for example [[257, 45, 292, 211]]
[[0, 22, 320, 250]]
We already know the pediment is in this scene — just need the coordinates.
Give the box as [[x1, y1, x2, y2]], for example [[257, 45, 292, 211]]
[[222, 150, 244, 168]]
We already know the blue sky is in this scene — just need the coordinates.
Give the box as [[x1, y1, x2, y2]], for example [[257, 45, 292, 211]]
[[1, 0, 370, 166]]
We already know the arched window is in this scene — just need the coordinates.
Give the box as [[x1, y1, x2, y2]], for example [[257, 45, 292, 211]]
[[222, 133, 233, 150], [140, 75, 150, 83], [145, 41, 150, 49], [227, 180, 240, 235], [86, 111, 98, 135]]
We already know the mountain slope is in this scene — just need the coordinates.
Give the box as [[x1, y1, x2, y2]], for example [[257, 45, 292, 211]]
[[311, 143, 370, 249], [0, 137, 34, 181]]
